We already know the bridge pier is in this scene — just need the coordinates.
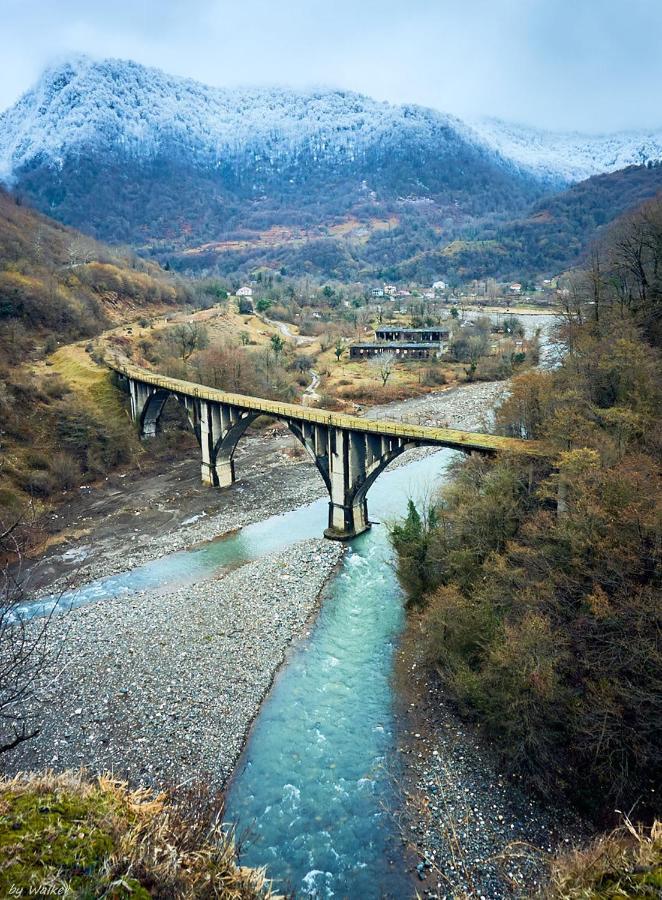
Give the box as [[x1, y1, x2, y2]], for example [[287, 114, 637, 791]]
[[324, 429, 371, 540], [325, 496, 369, 541], [214, 458, 235, 488]]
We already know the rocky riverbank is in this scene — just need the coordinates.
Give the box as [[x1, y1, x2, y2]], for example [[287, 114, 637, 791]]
[[394, 641, 589, 899], [6, 539, 343, 790], [389, 371, 592, 898]]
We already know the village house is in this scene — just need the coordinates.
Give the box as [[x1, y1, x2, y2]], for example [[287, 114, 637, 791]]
[[236, 286, 253, 297], [383, 284, 397, 296], [509, 283, 522, 294], [432, 280, 447, 291]]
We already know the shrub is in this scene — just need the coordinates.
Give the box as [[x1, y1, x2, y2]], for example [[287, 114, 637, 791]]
[[42, 374, 70, 400], [42, 334, 58, 355], [49, 452, 82, 491], [547, 820, 662, 899], [390, 312, 662, 817], [0, 770, 270, 899], [17, 470, 55, 498], [0, 486, 23, 515], [23, 451, 50, 471], [421, 366, 447, 387]]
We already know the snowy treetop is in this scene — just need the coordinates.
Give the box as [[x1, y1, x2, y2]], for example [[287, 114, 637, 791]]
[[469, 116, 662, 183], [0, 56, 476, 182], [1, 56, 660, 186]]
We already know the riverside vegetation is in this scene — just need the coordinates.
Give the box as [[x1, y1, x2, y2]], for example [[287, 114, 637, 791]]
[[391, 197, 662, 891], [0, 770, 272, 899]]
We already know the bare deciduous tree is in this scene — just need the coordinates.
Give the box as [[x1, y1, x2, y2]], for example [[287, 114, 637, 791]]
[[167, 322, 209, 362], [369, 351, 396, 387], [0, 512, 61, 755]]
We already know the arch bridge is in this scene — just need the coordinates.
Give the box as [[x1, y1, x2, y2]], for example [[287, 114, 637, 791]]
[[112, 362, 542, 540]]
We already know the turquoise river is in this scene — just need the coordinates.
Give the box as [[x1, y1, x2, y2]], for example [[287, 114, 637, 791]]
[[28, 449, 458, 898]]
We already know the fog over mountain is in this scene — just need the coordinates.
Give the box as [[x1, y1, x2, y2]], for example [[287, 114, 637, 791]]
[[2, 0, 662, 133], [2, 56, 662, 191]]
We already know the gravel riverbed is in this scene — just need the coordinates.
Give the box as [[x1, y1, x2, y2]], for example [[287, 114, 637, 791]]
[[34, 456, 327, 596], [7, 539, 343, 789], [395, 661, 589, 899]]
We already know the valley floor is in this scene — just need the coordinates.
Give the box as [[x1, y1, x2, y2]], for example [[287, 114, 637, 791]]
[[7, 374, 590, 898]]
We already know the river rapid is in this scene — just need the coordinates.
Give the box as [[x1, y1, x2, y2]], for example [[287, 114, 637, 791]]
[[224, 451, 457, 898]]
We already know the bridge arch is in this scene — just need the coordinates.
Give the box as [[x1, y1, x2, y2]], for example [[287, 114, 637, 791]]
[[210, 413, 331, 492], [139, 388, 200, 441], [353, 442, 413, 509]]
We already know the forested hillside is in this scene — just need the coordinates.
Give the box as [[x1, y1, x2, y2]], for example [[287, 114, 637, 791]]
[[392, 195, 662, 820], [173, 162, 662, 283], [400, 160, 662, 283], [4, 59, 662, 284], [0, 189, 190, 519]]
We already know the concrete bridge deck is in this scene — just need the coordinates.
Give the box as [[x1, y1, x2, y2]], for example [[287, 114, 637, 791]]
[[111, 361, 543, 539]]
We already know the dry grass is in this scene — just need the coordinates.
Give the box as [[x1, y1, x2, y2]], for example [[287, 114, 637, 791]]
[[319, 356, 459, 407], [0, 769, 278, 899], [546, 819, 662, 899]]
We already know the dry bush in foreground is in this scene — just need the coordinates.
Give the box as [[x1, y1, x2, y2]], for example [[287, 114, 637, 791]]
[[547, 819, 661, 898], [0, 770, 276, 899]]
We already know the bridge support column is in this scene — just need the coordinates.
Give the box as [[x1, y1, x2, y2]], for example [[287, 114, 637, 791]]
[[215, 457, 235, 488], [323, 430, 371, 541], [130, 380, 161, 437], [199, 399, 227, 486]]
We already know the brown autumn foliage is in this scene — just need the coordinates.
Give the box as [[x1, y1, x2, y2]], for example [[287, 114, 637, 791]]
[[546, 818, 661, 899], [391, 197, 662, 821], [0, 190, 193, 512]]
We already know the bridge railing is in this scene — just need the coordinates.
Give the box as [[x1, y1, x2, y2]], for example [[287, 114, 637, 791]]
[[110, 360, 543, 457]]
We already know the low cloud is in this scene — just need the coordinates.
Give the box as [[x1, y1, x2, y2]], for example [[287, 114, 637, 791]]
[[1, 0, 660, 133]]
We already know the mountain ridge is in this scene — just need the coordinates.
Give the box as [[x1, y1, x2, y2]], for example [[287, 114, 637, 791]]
[[2, 56, 662, 282], [469, 116, 662, 183], [0, 55, 543, 250], [2, 56, 662, 189], [0, 55, 516, 183]]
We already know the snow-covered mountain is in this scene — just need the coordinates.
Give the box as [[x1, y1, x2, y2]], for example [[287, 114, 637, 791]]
[[1, 54, 660, 274], [0, 55, 510, 184], [0, 56, 546, 248], [2, 56, 661, 189], [469, 117, 662, 183]]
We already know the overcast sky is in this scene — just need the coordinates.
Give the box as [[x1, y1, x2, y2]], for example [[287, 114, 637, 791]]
[[1, 0, 660, 132]]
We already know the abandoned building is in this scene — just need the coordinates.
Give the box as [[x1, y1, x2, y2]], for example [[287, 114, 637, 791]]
[[349, 342, 439, 360], [375, 326, 450, 342]]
